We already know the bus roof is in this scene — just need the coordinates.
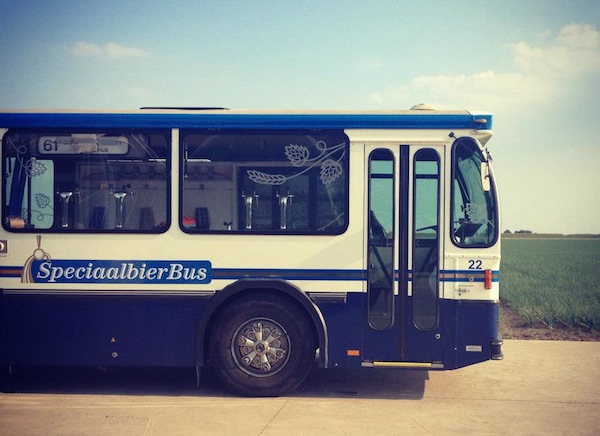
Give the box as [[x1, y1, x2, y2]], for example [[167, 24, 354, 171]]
[[0, 108, 492, 131]]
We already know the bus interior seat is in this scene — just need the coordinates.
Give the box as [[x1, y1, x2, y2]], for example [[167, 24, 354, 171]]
[[140, 207, 155, 230], [90, 207, 106, 229], [195, 207, 210, 230]]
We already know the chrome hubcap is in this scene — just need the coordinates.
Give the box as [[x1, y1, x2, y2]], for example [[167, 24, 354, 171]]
[[231, 318, 290, 377]]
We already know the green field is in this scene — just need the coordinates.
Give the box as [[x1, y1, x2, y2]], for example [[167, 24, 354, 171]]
[[501, 238, 600, 330]]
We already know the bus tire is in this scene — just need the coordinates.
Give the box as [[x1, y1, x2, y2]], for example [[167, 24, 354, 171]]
[[209, 295, 316, 397]]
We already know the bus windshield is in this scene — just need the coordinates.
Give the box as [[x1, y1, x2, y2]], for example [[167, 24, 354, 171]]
[[451, 137, 498, 247]]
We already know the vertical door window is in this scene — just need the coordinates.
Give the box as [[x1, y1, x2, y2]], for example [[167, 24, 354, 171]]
[[412, 149, 440, 330], [368, 149, 395, 330]]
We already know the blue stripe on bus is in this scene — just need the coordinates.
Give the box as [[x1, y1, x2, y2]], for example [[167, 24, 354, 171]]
[[440, 270, 500, 283], [405, 269, 499, 283], [1, 266, 498, 283], [0, 266, 365, 282], [0, 112, 492, 130], [212, 268, 366, 281]]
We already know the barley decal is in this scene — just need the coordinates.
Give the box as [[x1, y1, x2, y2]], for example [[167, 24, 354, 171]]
[[247, 140, 345, 186], [247, 170, 287, 185]]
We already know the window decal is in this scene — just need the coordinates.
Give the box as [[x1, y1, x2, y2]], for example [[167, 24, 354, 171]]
[[247, 141, 345, 186]]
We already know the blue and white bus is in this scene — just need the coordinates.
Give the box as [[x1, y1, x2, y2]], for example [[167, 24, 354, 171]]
[[0, 106, 502, 396]]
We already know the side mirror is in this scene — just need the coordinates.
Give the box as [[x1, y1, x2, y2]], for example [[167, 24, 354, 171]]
[[481, 162, 491, 192]]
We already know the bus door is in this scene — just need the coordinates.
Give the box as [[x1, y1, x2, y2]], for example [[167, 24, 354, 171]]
[[363, 145, 401, 362], [363, 145, 445, 364], [406, 146, 444, 363]]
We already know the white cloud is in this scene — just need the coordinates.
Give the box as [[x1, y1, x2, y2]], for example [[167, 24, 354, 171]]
[[558, 24, 600, 51], [411, 70, 556, 108], [372, 24, 600, 111], [71, 41, 102, 57], [372, 70, 554, 111], [513, 24, 600, 75], [71, 41, 149, 59]]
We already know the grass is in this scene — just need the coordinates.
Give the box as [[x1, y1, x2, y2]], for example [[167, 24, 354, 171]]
[[500, 238, 600, 330]]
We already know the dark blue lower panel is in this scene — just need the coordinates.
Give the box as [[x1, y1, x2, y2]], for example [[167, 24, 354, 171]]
[[0, 291, 499, 371], [316, 292, 365, 368], [446, 300, 500, 369], [319, 295, 500, 369], [0, 294, 210, 367], [402, 299, 500, 368]]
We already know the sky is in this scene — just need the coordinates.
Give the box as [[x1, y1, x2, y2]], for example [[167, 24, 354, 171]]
[[1, 0, 599, 234]]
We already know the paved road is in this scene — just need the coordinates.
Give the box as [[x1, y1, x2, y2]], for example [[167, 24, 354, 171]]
[[1, 340, 598, 435]]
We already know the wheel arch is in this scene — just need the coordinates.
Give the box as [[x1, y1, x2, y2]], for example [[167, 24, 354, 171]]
[[195, 279, 328, 368]]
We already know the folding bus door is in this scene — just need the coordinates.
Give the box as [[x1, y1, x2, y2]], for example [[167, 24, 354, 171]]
[[362, 145, 403, 362], [362, 144, 445, 365], [405, 145, 445, 363]]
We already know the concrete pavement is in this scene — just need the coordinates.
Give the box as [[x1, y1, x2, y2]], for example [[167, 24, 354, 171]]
[[1, 340, 599, 435]]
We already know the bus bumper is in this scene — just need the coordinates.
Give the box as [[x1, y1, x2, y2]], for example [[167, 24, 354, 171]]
[[491, 335, 504, 360]]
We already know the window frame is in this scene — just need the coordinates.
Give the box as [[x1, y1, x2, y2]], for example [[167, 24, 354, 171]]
[[367, 148, 396, 330], [179, 129, 350, 236], [411, 148, 441, 331], [450, 137, 499, 248], [2, 128, 171, 234]]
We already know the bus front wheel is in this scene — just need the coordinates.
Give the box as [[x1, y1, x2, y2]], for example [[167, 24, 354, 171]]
[[209, 295, 316, 397]]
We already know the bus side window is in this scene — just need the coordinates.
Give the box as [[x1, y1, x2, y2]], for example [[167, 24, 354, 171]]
[[181, 131, 348, 234], [3, 132, 169, 233]]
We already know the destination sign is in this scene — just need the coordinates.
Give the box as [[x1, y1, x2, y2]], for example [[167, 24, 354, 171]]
[[38, 135, 130, 155]]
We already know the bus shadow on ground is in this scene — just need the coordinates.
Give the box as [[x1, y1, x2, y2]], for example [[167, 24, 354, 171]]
[[1, 365, 427, 400], [295, 367, 427, 400]]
